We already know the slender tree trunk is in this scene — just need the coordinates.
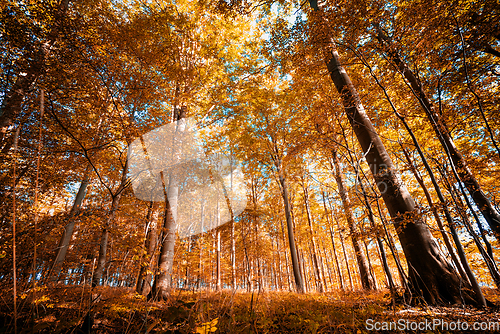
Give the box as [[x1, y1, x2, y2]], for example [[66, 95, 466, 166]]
[[337, 216, 354, 290], [323, 193, 345, 290], [364, 240, 378, 289], [137, 203, 160, 295], [436, 164, 500, 289], [216, 228, 221, 291], [49, 166, 91, 282], [277, 164, 304, 292], [320, 238, 334, 291], [317, 238, 329, 291], [329, 227, 344, 290], [307, 3, 476, 305], [215, 201, 221, 291], [280, 218, 292, 291], [356, 175, 395, 294], [356, 51, 484, 304], [149, 105, 186, 299], [92, 160, 129, 287], [231, 216, 236, 289], [401, 148, 469, 281], [136, 203, 153, 292], [331, 151, 375, 290], [299, 249, 309, 292], [300, 178, 324, 292], [376, 25, 500, 241], [276, 230, 283, 290]]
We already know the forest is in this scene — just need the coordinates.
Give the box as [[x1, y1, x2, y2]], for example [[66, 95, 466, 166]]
[[1, 0, 500, 333]]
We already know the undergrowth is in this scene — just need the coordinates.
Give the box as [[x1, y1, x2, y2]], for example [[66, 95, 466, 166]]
[[0, 286, 499, 333]]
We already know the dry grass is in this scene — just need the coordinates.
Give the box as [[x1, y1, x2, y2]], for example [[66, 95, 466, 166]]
[[0, 286, 499, 333]]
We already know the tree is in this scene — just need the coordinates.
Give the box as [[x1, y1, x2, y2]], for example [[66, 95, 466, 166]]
[[376, 25, 500, 241], [331, 149, 375, 290], [306, 0, 478, 305]]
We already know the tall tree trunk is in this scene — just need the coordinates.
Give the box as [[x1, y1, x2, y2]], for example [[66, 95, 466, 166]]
[[242, 217, 253, 291], [356, 175, 396, 294], [276, 162, 304, 292], [136, 203, 160, 296], [231, 217, 236, 289], [323, 193, 345, 290], [320, 238, 334, 291], [149, 105, 186, 299], [216, 201, 222, 291], [355, 51, 485, 304], [307, 3, 476, 305], [337, 213, 354, 290], [329, 226, 344, 290], [436, 164, 500, 289], [375, 198, 409, 290], [150, 188, 177, 298], [216, 227, 221, 291], [401, 148, 469, 281], [48, 166, 91, 282], [92, 160, 129, 287], [331, 151, 375, 290], [280, 218, 293, 291], [300, 178, 324, 292], [298, 249, 308, 292], [376, 25, 500, 241]]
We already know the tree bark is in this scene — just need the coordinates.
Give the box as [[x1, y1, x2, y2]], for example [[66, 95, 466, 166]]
[[136, 203, 160, 295], [323, 192, 345, 290], [307, 3, 477, 304], [216, 228, 221, 291], [275, 159, 304, 292], [355, 175, 396, 293], [376, 25, 500, 241], [300, 177, 324, 292], [92, 159, 129, 287], [149, 106, 186, 299], [331, 151, 376, 290], [355, 49, 485, 304], [49, 165, 91, 282]]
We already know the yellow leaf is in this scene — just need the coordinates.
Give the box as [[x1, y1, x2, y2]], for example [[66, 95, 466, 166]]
[[195, 318, 218, 334]]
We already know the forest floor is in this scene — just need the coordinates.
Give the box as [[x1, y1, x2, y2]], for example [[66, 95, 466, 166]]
[[0, 286, 499, 333]]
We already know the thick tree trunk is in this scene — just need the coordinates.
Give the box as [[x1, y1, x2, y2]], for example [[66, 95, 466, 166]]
[[376, 25, 500, 241], [331, 151, 376, 290], [401, 148, 468, 280], [150, 192, 177, 299], [357, 51, 485, 304], [307, 4, 476, 304]]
